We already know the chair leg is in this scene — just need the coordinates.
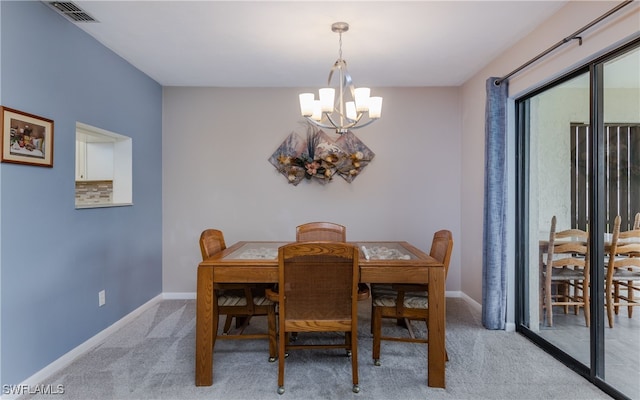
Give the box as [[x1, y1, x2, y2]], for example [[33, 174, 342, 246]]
[[628, 280, 634, 318], [573, 281, 580, 315], [351, 331, 360, 393], [606, 281, 615, 328], [345, 332, 352, 357], [268, 306, 277, 362], [277, 328, 286, 394], [404, 318, 417, 339], [372, 306, 382, 366], [222, 315, 233, 334], [235, 315, 251, 335], [545, 283, 553, 327], [583, 292, 590, 328], [561, 282, 569, 314], [614, 282, 620, 315]]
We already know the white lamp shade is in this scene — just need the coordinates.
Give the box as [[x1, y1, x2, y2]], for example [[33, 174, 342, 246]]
[[354, 87, 370, 112], [311, 100, 323, 121], [299, 93, 315, 117], [319, 88, 335, 112], [368, 96, 383, 119], [346, 101, 357, 120]]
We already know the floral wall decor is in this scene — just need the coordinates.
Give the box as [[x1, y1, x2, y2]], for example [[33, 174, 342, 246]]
[[269, 124, 375, 185]]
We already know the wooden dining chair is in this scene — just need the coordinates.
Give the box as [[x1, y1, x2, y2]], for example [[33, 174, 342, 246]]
[[276, 242, 360, 395], [370, 230, 453, 367], [296, 221, 346, 242], [296, 221, 370, 300], [605, 215, 640, 328], [199, 229, 277, 361], [540, 216, 590, 327]]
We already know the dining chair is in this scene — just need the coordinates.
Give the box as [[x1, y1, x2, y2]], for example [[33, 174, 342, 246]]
[[296, 221, 346, 241], [370, 230, 453, 367], [540, 216, 590, 327], [296, 221, 370, 300], [275, 242, 360, 395], [605, 215, 640, 328], [199, 229, 277, 361]]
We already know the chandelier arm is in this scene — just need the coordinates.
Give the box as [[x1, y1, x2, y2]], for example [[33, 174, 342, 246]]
[[345, 118, 378, 130], [325, 111, 361, 130], [303, 117, 340, 130]]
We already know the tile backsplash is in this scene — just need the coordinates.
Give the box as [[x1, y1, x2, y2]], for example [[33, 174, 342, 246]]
[[75, 180, 113, 206]]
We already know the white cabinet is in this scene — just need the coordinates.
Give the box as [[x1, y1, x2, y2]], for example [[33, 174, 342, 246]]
[[75, 135, 87, 180], [75, 134, 114, 181], [86, 142, 114, 180]]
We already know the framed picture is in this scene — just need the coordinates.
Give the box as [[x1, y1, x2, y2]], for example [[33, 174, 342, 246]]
[[1, 106, 54, 167]]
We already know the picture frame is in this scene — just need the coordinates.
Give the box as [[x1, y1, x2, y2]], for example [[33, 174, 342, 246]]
[[1, 106, 54, 167]]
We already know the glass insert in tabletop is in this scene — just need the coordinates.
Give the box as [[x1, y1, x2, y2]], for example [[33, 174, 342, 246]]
[[224, 242, 287, 260], [357, 242, 418, 260]]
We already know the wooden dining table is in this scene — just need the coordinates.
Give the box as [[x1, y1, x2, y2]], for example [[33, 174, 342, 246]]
[[195, 240, 447, 388]]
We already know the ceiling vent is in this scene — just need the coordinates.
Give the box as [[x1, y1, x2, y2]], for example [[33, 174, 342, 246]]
[[47, 2, 97, 23]]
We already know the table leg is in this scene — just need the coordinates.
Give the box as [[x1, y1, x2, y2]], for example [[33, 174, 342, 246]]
[[195, 266, 216, 386], [427, 267, 446, 388]]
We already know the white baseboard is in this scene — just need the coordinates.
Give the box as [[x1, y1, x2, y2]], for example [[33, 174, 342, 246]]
[[162, 292, 196, 300], [459, 291, 482, 313], [457, 292, 514, 332], [1, 294, 162, 400]]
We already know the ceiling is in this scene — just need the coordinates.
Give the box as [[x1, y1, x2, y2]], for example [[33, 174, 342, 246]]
[[57, 1, 570, 88]]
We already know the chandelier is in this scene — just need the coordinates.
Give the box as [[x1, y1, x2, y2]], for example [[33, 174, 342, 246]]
[[298, 22, 382, 134]]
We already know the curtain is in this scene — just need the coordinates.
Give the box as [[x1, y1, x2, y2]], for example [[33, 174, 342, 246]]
[[482, 77, 508, 330]]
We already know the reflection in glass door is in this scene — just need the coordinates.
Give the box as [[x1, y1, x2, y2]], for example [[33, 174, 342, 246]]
[[602, 46, 640, 398], [517, 42, 640, 399], [521, 71, 591, 367]]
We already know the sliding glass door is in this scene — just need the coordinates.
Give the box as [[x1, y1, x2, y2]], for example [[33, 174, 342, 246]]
[[516, 41, 639, 399], [602, 45, 640, 398]]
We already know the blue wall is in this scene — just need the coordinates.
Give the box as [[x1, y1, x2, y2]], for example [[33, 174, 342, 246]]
[[0, 1, 162, 386]]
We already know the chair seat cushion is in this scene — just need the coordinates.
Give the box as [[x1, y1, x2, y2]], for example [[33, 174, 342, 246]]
[[217, 294, 274, 307], [371, 284, 428, 309]]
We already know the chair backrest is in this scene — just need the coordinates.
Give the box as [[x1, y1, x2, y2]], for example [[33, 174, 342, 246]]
[[278, 242, 359, 331], [608, 215, 640, 272], [546, 216, 589, 273], [199, 229, 227, 261], [296, 222, 346, 242], [429, 230, 454, 279]]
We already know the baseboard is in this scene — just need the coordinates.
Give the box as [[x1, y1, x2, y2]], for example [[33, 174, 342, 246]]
[[459, 291, 482, 313], [162, 292, 196, 300], [1, 294, 162, 400], [457, 292, 514, 332]]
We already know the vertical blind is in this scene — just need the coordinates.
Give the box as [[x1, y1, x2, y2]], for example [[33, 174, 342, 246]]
[[571, 123, 640, 231]]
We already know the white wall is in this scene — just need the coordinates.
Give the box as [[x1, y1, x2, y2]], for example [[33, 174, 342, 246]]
[[460, 1, 639, 317], [162, 87, 462, 293]]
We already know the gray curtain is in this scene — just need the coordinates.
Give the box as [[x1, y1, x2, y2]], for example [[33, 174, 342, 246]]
[[482, 77, 508, 330]]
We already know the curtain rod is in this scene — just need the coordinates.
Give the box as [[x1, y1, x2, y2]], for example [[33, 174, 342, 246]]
[[494, 0, 634, 86]]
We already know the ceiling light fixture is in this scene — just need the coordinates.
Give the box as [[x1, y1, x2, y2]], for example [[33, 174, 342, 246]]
[[299, 22, 382, 134]]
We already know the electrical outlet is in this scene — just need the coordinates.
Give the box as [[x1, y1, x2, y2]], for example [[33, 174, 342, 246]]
[[98, 290, 106, 307]]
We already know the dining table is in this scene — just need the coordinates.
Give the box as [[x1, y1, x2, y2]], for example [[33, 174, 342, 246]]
[[195, 240, 447, 388]]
